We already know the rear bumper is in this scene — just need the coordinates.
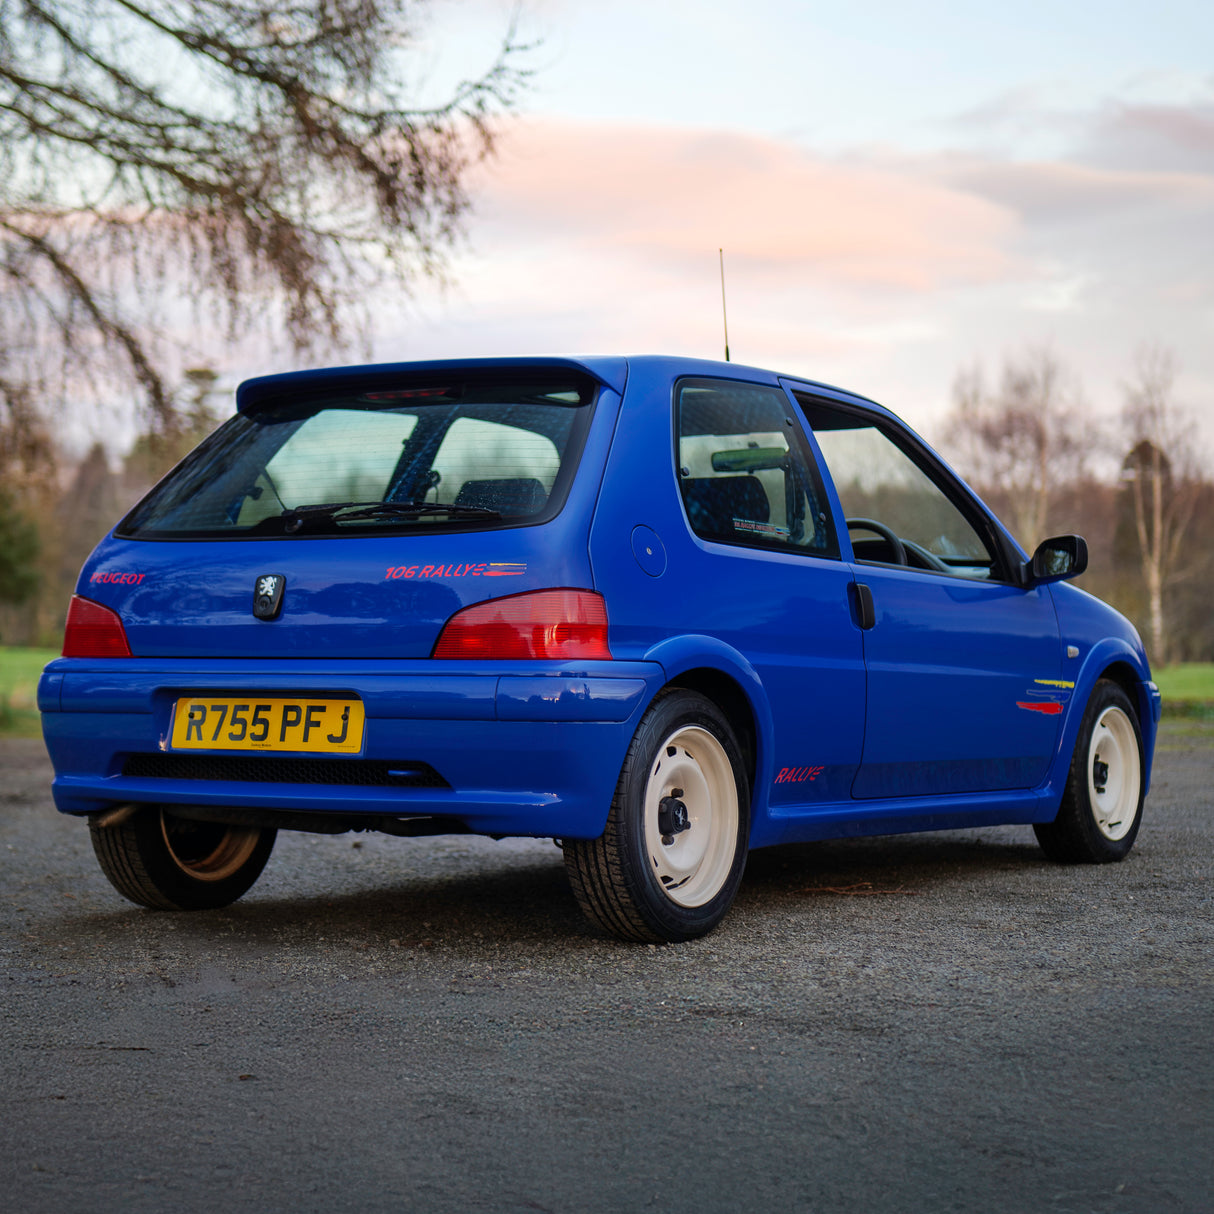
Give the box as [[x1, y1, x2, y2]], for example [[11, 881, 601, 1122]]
[[39, 658, 662, 838]]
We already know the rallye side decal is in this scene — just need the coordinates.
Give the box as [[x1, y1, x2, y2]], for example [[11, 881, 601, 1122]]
[[1015, 675, 1072, 715], [774, 766, 825, 785], [384, 561, 527, 580]]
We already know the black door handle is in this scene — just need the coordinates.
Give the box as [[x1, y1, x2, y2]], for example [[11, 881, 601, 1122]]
[[851, 582, 876, 630]]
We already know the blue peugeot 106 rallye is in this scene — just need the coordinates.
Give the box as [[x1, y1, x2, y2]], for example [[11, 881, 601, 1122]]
[[39, 356, 1160, 941]]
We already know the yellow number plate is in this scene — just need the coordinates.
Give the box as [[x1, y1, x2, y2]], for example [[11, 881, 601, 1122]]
[[170, 696, 365, 754]]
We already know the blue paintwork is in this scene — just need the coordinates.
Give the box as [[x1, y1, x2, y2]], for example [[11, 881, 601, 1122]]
[[848, 568, 1062, 798], [40, 354, 1155, 850], [496, 676, 648, 722], [92, 532, 595, 659], [1041, 582, 1159, 792]]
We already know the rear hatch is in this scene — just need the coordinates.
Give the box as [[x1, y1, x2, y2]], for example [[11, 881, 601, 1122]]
[[82, 360, 621, 659]]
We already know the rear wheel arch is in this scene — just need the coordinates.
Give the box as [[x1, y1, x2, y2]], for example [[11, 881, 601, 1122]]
[[564, 685, 751, 941], [665, 668, 757, 794]]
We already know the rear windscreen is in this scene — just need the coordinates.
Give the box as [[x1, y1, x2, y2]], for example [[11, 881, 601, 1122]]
[[117, 376, 598, 539]]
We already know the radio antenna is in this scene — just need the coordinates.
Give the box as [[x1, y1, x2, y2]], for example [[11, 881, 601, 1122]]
[[718, 248, 731, 362]]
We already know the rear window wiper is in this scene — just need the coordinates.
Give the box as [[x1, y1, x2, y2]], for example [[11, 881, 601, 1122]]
[[334, 502, 502, 522], [279, 500, 501, 532]]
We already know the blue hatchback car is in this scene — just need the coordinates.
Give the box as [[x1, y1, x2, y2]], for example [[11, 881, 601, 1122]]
[[40, 356, 1160, 941]]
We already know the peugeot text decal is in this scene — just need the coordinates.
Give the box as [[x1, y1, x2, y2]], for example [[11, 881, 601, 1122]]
[[90, 571, 146, 585]]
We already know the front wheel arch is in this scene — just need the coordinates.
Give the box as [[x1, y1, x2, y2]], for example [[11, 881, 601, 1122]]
[[1035, 678, 1144, 863]]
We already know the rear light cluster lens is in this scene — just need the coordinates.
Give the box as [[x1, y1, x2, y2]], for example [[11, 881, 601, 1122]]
[[62, 595, 133, 658], [433, 589, 611, 660]]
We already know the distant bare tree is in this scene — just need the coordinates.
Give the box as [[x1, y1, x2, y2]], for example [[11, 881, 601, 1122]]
[[123, 365, 225, 499], [945, 349, 1092, 550], [0, 0, 528, 443], [0, 487, 39, 609], [1120, 346, 1202, 666]]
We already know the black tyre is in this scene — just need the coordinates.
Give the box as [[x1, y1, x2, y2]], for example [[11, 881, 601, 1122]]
[[89, 806, 276, 910], [1034, 679, 1144, 863], [564, 688, 750, 942]]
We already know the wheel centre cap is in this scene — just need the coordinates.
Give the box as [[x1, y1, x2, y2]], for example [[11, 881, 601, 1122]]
[[657, 791, 691, 843], [1093, 758, 1109, 792]]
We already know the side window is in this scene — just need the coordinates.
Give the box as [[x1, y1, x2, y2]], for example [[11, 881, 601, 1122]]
[[676, 379, 839, 558], [796, 395, 998, 579]]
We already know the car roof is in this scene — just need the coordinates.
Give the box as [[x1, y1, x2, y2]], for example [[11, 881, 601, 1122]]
[[235, 354, 888, 420]]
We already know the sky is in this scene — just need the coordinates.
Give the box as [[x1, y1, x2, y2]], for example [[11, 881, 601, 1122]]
[[129, 0, 1214, 470], [319, 0, 1214, 457]]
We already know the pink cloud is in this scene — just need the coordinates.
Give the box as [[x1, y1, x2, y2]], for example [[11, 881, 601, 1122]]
[[1079, 100, 1214, 174], [471, 118, 1020, 291], [934, 156, 1214, 223], [1105, 103, 1214, 152]]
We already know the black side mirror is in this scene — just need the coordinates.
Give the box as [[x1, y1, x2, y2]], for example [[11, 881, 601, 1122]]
[[1028, 535, 1088, 585]]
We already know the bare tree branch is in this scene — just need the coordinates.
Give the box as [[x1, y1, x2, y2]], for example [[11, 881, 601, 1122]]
[[0, 0, 529, 444], [1120, 344, 1203, 666], [942, 347, 1092, 550]]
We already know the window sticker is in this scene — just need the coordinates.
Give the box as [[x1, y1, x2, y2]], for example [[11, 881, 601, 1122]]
[[733, 519, 790, 538]]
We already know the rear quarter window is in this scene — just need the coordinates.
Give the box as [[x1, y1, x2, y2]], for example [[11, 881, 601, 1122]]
[[676, 378, 839, 559]]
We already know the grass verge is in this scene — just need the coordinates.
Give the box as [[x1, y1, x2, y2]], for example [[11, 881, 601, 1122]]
[[1155, 663, 1214, 718], [1154, 663, 1214, 700], [0, 645, 58, 738]]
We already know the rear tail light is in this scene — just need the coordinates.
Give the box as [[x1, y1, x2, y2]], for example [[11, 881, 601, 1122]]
[[62, 595, 133, 657], [433, 589, 611, 660]]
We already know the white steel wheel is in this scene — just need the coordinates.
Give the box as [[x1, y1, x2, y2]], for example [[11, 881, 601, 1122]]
[[563, 688, 750, 942], [643, 725, 740, 908], [1087, 706, 1141, 842], [1034, 678, 1144, 864]]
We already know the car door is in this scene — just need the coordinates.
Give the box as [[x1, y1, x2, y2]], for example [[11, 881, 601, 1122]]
[[792, 391, 1065, 800]]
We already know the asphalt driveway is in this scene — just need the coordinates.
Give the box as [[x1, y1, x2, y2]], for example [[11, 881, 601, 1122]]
[[3, 721, 1211, 1213]]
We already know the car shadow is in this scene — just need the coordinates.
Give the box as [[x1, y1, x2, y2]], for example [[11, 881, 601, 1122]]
[[247, 852, 586, 943], [35, 829, 1058, 958], [45, 848, 596, 954], [740, 830, 1048, 899]]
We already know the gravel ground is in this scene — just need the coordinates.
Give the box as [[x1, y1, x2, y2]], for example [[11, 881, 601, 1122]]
[[2, 722, 1211, 1214]]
